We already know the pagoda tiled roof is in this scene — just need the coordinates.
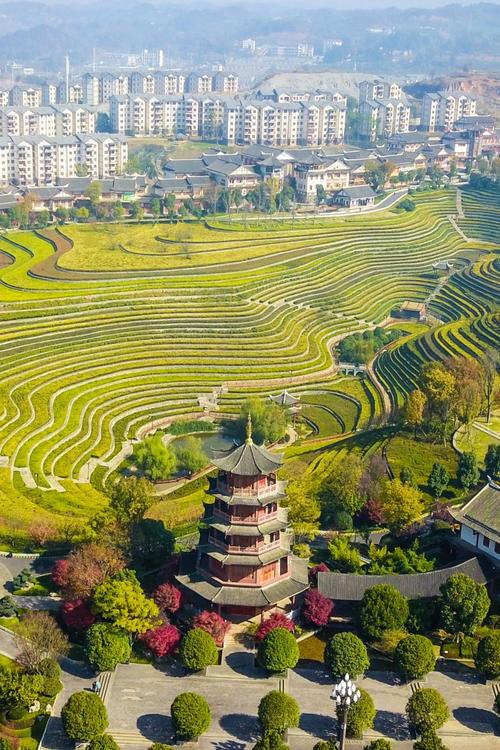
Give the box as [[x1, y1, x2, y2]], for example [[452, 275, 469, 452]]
[[211, 440, 282, 476], [202, 543, 290, 567], [176, 556, 309, 607], [209, 511, 288, 537]]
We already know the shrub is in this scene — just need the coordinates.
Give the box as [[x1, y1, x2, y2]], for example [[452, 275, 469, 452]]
[[38, 657, 61, 678], [494, 692, 500, 715], [474, 632, 500, 679], [253, 730, 290, 750], [324, 632, 370, 679], [42, 675, 63, 697], [0, 596, 20, 618], [308, 563, 329, 584], [61, 599, 96, 630], [258, 628, 299, 673], [171, 692, 211, 739], [413, 730, 450, 750], [332, 509, 353, 531], [407, 598, 438, 634], [359, 584, 409, 640], [439, 573, 490, 636], [258, 691, 300, 733], [406, 689, 449, 733], [179, 628, 218, 671], [88, 735, 121, 750], [394, 635, 436, 681], [293, 543, 311, 559], [373, 629, 406, 656], [85, 623, 132, 672], [364, 741, 392, 750], [256, 613, 294, 642], [149, 745, 175, 750], [339, 687, 375, 739], [152, 583, 181, 613], [61, 691, 108, 741], [141, 623, 181, 658], [313, 741, 338, 750], [302, 588, 333, 627], [399, 198, 415, 212], [0, 740, 14, 750], [192, 611, 230, 647]]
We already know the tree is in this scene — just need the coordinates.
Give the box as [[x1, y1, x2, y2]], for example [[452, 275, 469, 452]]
[[404, 390, 427, 438], [85, 181, 102, 208], [319, 454, 364, 521], [85, 623, 132, 671], [474, 632, 500, 679], [381, 479, 423, 535], [164, 194, 176, 217], [255, 613, 294, 642], [133, 435, 177, 481], [179, 628, 218, 671], [328, 536, 362, 572], [301, 588, 333, 627], [174, 436, 207, 474], [457, 452, 480, 492], [151, 197, 162, 219], [54, 207, 69, 224], [192, 611, 230, 647], [447, 358, 482, 428], [364, 742, 392, 750], [130, 202, 144, 222], [0, 670, 44, 714], [421, 363, 456, 443], [130, 519, 174, 568], [258, 628, 299, 673], [153, 582, 181, 613], [316, 185, 327, 205], [16, 611, 68, 673], [324, 632, 370, 679], [406, 688, 449, 734], [339, 687, 375, 739], [62, 691, 108, 741], [485, 444, 500, 478], [88, 736, 120, 750], [258, 691, 300, 734], [284, 478, 321, 540], [109, 476, 155, 528], [359, 584, 409, 641], [364, 160, 385, 191], [52, 543, 125, 600], [428, 463, 449, 500], [238, 398, 288, 444], [413, 730, 450, 750], [61, 599, 96, 630], [171, 692, 211, 740], [141, 623, 181, 658], [93, 574, 160, 635], [481, 349, 499, 424], [394, 635, 436, 680]]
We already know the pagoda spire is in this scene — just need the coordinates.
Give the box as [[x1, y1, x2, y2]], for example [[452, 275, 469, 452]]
[[246, 413, 253, 445]]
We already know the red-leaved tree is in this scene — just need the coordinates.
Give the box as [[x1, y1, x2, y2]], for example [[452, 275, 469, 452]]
[[153, 582, 182, 614], [308, 562, 329, 585], [51, 543, 125, 600], [302, 588, 333, 627], [192, 611, 230, 647], [255, 612, 294, 641], [359, 498, 385, 526], [52, 558, 70, 589], [60, 599, 96, 630], [141, 623, 181, 658]]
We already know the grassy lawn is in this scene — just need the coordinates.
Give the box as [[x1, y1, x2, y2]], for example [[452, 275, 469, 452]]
[[455, 410, 500, 466], [128, 137, 228, 159], [386, 434, 461, 506], [298, 630, 329, 663]]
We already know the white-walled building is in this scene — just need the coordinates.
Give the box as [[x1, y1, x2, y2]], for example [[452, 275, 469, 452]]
[[0, 105, 97, 138], [421, 92, 477, 132], [0, 133, 128, 186], [359, 79, 402, 102], [9, 86, 43, 108], [359, 98, 411, 142], [294, 154, 350, 202], [453, 481, 500, 566]]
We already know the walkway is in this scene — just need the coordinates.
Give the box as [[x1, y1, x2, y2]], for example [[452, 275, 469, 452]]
[[0, 626, 496, 750]]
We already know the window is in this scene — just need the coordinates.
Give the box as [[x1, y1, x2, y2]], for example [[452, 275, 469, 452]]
[[483, 536, 490, 548], [495, 542, 500, 554]]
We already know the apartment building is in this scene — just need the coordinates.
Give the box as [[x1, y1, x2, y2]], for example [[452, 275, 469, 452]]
[[0, 133, 128, 186], [82, 74, 100, 106], [185, 73, 214, 94], [154, 72, 185, 95], [358, 98, 411, 142], [0, 105, 97, 138], [9, 86, 43, 108], [213, 73, 239, 95], [359, 79, 402, 101], [109, 94, 346, 146], [421, 92, 477, 132]]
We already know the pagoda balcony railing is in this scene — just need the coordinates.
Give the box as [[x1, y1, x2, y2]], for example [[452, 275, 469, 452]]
[[216, 479, 286, 498], [210, 537, 285, 554], [213, 507, 278, 525]]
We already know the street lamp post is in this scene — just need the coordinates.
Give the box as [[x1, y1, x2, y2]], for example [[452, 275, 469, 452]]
[[331, 673, 361, 750]]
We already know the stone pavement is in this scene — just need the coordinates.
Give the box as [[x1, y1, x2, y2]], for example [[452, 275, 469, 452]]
[[0, 626, 497, 750]]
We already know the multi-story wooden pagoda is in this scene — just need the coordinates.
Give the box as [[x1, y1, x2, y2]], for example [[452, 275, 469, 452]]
[[176, 416, 308, 618]]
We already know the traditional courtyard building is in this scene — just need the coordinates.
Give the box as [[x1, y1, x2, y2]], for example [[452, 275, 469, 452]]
[[176, 417, 308, 618]]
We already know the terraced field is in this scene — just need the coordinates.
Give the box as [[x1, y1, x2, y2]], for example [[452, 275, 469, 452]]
[[0, 187, 497, 544]]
